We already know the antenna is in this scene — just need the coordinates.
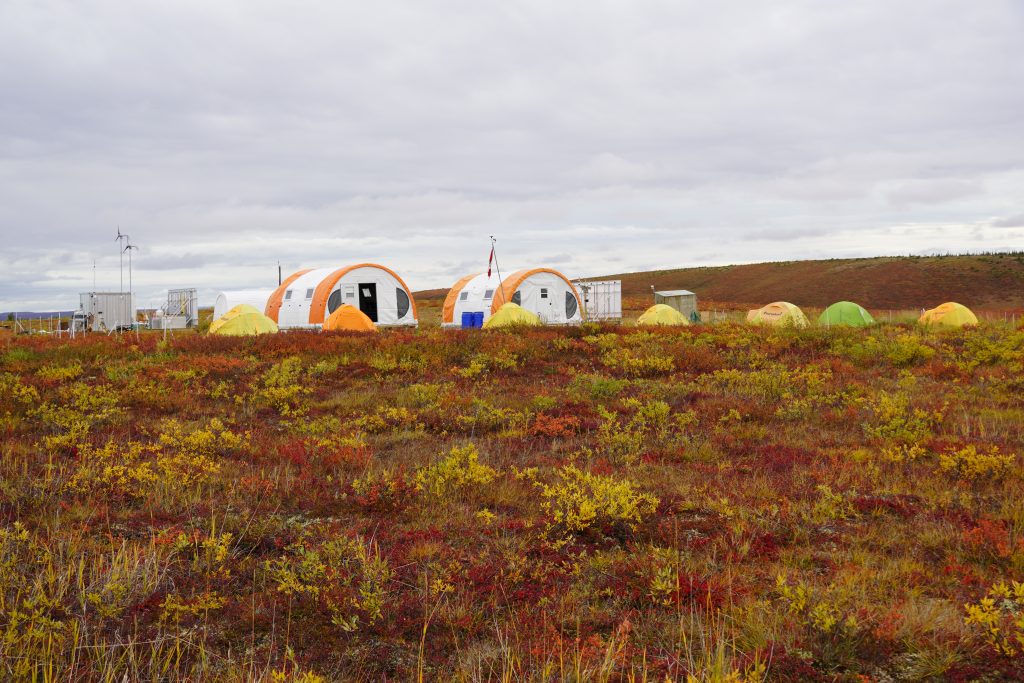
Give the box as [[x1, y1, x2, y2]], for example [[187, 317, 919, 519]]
[[124, 239, 139, 336], [490, 235, 505, 304], [115, 227, 129, 294]]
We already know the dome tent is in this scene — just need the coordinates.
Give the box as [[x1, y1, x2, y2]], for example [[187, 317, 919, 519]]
[[819, 301, 875, 327], [483, 303, 542, 329], [209, 303, 262, 334], [919, 302, 978, 328], [214, 289, 274, 320], [266, 263, 417, 329], [637, 304, 689, 326], [323, 304, 376, 332], [443, 268, 583, 327], [746, 302, 809, 328], [209, 305, 278, 336]]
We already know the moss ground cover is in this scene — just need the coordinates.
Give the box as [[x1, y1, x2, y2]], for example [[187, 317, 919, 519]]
[[1, 322, 1023, 681]]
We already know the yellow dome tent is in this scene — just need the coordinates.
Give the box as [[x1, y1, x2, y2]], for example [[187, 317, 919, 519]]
[[919, 302, 978, 328], [209, 304, 278, 336], [637, 303, 689, 326], [323, 304, 377, 333], [746, 302, 809, 328], [483, 302, 542, 329]]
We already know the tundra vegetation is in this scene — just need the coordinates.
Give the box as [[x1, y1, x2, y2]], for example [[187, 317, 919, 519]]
[[1, 321, 1023, 681]]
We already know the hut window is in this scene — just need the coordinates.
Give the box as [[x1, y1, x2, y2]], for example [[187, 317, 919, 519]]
[[511, 291, 521, 305], [396, 288, 410, 318], [459, 291, 469, 301], [327, 289, 342, 313], [305, 288, 314, 299], [565, 292, 578, 318], [484, 289, 494, 300], [540, 288, 548, 299], [345, 286, 355, 299], [284, 290, 293, 300]]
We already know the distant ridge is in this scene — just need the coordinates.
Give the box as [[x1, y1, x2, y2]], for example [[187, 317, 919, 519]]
[[415, 253, 1024, 310], [598, 253, 1024, 310]]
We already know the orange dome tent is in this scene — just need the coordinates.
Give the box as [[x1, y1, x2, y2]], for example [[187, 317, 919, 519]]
[[323, 304, 377, 333]]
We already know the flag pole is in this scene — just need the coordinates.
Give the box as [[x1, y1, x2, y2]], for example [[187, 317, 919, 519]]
[[490, 235, 505, 305]]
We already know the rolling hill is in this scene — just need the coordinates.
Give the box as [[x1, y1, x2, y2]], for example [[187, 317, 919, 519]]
[[417, 253, 1024, 311]]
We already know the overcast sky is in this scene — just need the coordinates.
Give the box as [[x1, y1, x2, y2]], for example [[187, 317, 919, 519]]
[[2, 0, 1023, 310]]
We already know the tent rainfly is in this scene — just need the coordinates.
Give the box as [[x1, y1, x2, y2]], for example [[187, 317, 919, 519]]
[[442, 268, 583, 327], [323, 304, 377, 333], [818, 301, 875, 327], [266, 264, 417, 329], [919, 302, 978, 328], [483, 303, 542, 329], [637, 304, 689, 326], [746, 302, 810, 328], [209, 304, 279, 336]]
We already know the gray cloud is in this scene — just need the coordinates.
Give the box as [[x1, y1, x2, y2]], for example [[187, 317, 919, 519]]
[[992, 214, 1024, 228], [1, 0, 1023, 309]]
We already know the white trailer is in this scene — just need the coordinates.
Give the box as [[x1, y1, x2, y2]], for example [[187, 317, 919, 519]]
[[573, 280, 622, 321], [78, 292, 136, 332]]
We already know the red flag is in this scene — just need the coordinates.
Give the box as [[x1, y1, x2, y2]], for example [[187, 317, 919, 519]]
[[487, 246, 494, 278]]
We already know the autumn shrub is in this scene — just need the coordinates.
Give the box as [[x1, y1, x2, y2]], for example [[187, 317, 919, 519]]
[[252, 356, 310, 416], [938, 444, 1015, 480], [964, 580, 1024, 656], [33, 382, 122, 451], [156, 417, 247, 490], [537, 464, 659, 538], [265, 532, 392, 632], [415, 443, 497, 498], [66, 439, 158, 501], [862, 390, 944, 445]]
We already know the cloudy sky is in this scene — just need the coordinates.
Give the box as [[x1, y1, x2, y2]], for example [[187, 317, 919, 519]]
[[2, 0, 1023, 310]]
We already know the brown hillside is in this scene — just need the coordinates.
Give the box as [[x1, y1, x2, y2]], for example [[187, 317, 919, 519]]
[[600, 254, 1024, 311], [415, 254, 1024, 311]]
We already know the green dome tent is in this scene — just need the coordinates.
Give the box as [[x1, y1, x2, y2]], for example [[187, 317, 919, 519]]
[[818, 301, 875, 327]]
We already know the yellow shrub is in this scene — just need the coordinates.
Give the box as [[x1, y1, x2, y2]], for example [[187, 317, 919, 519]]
[[537, 464, 659, 536], [265, 534, 392, 632], [964, 581, 1024, 656], [939, 444, 1015, 480], [415, 443, 497, 497], [36, 363, 83, 382], [66, 440, 158, 500], [862, 390, 944, 445], [157, 418, 246, 489]]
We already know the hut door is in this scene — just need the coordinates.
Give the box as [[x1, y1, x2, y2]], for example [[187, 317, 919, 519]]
[[358, 283, 378, 322]]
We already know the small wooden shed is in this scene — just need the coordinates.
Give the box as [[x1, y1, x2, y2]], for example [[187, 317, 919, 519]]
[[653, 290, 697, 318]]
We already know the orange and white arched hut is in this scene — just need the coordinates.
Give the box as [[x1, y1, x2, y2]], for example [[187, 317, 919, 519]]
[[442, 268, 583, 327], [266, 264, 417, 329]]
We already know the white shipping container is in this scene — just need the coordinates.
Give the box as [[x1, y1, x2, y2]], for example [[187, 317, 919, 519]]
[[573, 280, 622, 321], [78, 292, 136, 332]]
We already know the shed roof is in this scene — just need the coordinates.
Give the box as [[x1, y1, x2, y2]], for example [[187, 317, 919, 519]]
[[654, 290, 695, 297]]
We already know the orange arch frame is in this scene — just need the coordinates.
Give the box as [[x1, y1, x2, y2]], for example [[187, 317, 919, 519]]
[[441, 273, 481, 324], [309, 263, 418, 325], [265, 269, 312, 323], [491, 268, 582, 316]]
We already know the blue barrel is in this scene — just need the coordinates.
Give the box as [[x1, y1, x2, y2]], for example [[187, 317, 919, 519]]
[[473, 311, 484, 328], [461, 312, 474, 328]]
